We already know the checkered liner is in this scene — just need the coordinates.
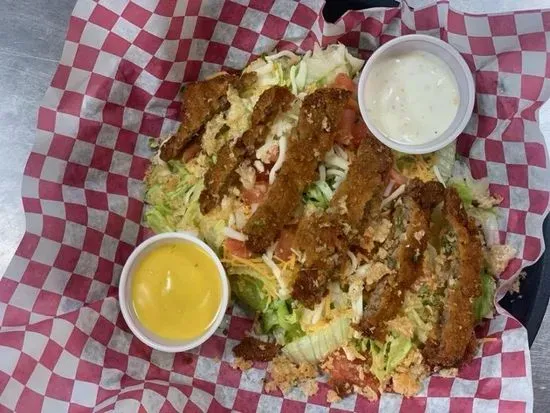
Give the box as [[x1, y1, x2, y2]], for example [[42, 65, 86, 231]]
[[1, 0, 548, 411]]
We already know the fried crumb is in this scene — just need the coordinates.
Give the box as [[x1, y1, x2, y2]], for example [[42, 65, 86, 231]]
[[365, 262, 392, 286], [326, 390, 341, 403], [385, 315, 415, 339], [438, 367, 459, 377], [264, 356, 318, 395], [486, 244, 516, 276], [233, 357, 253, 371]]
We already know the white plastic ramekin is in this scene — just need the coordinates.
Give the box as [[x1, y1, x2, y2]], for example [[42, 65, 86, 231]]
[[119, 232, 229, 353], [358, 34, 475, 154]]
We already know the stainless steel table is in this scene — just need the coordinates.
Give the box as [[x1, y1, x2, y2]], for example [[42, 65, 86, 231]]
[[0, 0, 549, 410]]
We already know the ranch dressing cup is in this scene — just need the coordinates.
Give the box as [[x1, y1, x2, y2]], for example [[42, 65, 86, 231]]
[[358, 35, 475, 154]]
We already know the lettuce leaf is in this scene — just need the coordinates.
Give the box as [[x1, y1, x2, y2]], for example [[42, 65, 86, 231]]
[[230, 273, 270, 313], [434, 142, 457, 183], [474, 270, 496, 321], [303, 180, 333, 209], [368, 334, 413, 381], [261, 300, 304, 345], [282, 317, 350, 363]]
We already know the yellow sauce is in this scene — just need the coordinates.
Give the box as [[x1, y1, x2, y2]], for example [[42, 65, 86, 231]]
[[131, 242, 222, 340]]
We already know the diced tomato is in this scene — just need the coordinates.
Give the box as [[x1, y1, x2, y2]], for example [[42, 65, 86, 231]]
[[274, 228, 296, 261], [181, 142, 201, 162], [224, 238, 252, 259], [255, 169, 270, 182], [345, 97, 360, 113], [332, 73, 357, 95], [389, 168, 408, 186], [335, 108, 357, 146], [350, 119, 369, 146], [323, 350, 380, 397], [241, 182, 268, 205], [265, 144, 279, 164]]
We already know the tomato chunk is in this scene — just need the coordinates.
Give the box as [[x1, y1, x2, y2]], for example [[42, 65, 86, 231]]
[[224, 238, 252, 258], [181, 142, 201, 162], [241, 182, 268, 205], [332, 73, 357, 95], [335, 108, 357, 146], [274, 228, 296, 261]]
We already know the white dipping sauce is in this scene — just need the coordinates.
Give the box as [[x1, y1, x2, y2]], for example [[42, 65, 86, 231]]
[[364, 50, 459, 145]]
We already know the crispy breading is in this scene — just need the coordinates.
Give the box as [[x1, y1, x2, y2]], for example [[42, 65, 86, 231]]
[[243, 88, 351, 253], [160, 74, 236, 161], [200, 86, 294, 214], [422, 188, 483, 368], [233, 336, 281, 362], [357, 180, 444, 340], [331, 134, 393, 227], [291, 135, 393, 308]]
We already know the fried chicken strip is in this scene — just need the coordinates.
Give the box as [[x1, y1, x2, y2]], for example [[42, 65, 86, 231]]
[[243, 88, 351, 253], [357, 179, 444, 340], [160, 72, 257, 161], [291, 135, 393, 308], [233, 336, 281, 362], [199, 86, 294, 214], [422, 188, 483, 368]]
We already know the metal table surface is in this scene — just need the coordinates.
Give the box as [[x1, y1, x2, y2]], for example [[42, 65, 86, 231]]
[[0, 0, 548, 411]]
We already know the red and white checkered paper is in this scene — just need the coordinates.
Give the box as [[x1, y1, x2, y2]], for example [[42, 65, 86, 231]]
[[1, 0, 549, 411]]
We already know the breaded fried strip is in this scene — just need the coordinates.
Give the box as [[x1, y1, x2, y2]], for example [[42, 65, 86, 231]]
[[243, 88, 352, 253], [233, 336, 281, 362], [200, 86, 294, 214], [357, 180, 444, 340], [422, 188, 483, 368], [291, 135, 393, 308], [160, 73, 238, 161]]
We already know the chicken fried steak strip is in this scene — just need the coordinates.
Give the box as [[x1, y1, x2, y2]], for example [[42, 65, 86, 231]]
[[160, 72, 257, 161], [199, 86, 294, 214], [422, 188, 483, 368], [243, 88, 352, 253], [233, 336, 281, 362], [291, 135, 393, 308], [357, 179, 444, 340]]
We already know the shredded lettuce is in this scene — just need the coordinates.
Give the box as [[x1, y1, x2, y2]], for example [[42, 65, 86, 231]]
[[367, 334, 412, 382], [248, 43, 364, 96], [261, 300, 304, 345], [449, 161, 496, 209], [282, 317, 350, 363], [145, 160, 228, 249], [448, 161, 502, 245], [434, 142, 456, 183], [303, 180, 333, 209], [474, 270, 496, 321], [303, 43, 364, 87], [145, 160, 200, 232]]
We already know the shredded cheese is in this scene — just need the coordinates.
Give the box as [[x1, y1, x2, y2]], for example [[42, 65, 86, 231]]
[[262, 244, 290, 298], [224, 227, 248, 242], [381, 184, 406, 208], [432, 165, 446, 187]]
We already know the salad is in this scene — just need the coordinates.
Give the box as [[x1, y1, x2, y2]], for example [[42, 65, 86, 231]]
[[144, 44, 516, 401]]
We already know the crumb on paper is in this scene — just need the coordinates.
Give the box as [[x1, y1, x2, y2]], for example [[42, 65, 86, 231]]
[[326, 390, 341, 403], [232, 357, 253, 371], [353, 384, 379, 401], [299, 378, 319, 396], [391, 371, 422, 397], [438, 367, 458, 378], [264, 355, 317, 395], [486, 244, 516, 276]]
